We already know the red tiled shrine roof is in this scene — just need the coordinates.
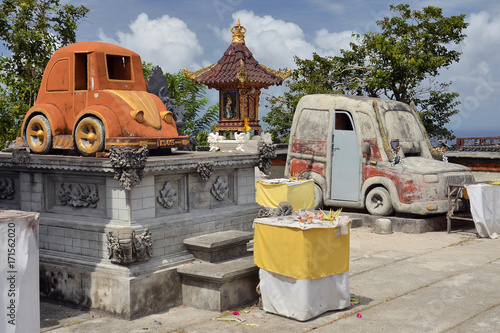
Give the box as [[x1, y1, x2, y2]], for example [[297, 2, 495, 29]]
[[185, 20, 290, 89]]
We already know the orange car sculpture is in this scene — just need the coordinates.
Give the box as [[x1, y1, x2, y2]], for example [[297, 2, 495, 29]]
[[22, 41, 189, 156]]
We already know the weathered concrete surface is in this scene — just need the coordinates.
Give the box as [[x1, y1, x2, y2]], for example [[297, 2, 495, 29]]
[[344, 211, 448, 233], [183, 230, 254, 262], [178, 256, 259, 312], [40, 225, 500, 332]]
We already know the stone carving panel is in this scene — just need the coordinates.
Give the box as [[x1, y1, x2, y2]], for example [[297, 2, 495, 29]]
[[107, 227, 153, 265], [157, 181, 178, 209], [11, 150, 30, 164], [0, 178, 14, 200], [59, 183, 99, 208], [197, 161, 214, 180], [110, 146, 149, 190], [211, 176, 229, 201]]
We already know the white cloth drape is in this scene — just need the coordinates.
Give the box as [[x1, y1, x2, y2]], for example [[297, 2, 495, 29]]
[[465, 184, 500, 238], [259, 269, 350, 321]]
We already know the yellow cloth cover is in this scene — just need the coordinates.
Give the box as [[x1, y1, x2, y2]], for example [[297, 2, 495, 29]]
[[253, 223, 350, 280], [255, 180, 315, 210]]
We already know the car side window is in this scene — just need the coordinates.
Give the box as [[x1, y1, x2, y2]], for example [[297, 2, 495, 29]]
[[75, 53, 88, 90], [335, 111, 353, 131]]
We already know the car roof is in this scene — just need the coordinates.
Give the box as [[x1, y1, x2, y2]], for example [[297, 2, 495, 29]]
[[298, 94, 412, 112], [52, 41, 140, 57]]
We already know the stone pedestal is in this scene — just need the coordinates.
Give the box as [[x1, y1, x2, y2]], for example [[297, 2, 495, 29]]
[[0, 210, 40, 333], [0, 151, 260, 318]]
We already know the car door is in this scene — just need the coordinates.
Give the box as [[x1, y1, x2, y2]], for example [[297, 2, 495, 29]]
[[73, 52, 88, 118], [330, 111, 360, 201]]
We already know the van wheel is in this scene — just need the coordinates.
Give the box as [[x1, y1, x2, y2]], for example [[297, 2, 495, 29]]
[[74, 116, 105, 156], [365, 187, 394, 216], [314, 183, 324, 209], [25, 115, 53, 154]]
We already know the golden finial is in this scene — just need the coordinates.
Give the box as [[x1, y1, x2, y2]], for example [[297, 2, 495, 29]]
[[231, 19, 246, 43]]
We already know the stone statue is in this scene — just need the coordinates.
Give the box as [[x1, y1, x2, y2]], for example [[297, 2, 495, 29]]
[[107, 228, 153, 265], [148, 66, 187, 135]]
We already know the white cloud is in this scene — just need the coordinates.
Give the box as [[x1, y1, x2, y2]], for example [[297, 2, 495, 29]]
[[445, 11, 500, 137], [211, 10, 315, 69], [211, 10, 356, 70], [314, 29, 355, 56], [98, 13, 203, 73]]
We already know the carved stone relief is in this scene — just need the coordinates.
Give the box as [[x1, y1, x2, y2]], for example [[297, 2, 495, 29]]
[[197, 161, 214, 180], [11, 150, 30, 164], [0, 178, 14, 200], [59, 183, 99, 208], [257, 201, 293, 218], [107, 228, 153, 265], [257, 140, 276, 176], [210, 176, 229, 201], [109, 146, 149, 190], [157, 181, 178, 209]]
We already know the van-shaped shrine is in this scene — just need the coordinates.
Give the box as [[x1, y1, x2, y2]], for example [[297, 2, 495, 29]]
[[285, 94, 474, 216], [22, 41, 189, 156]]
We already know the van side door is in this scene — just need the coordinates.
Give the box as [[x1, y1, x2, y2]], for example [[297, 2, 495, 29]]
[[330, 111, 360, 201]]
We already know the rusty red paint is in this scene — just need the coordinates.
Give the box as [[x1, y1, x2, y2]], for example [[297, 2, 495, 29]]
[[292, 139, 327, 157], [290, 158, 325, 177], [362, 139, 382, 160], [362, 165, 422, 204]]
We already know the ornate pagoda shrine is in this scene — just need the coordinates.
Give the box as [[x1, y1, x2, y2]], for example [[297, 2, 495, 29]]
[[185, 20, 290, 133]]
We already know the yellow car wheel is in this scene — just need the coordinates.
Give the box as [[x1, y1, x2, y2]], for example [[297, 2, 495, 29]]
[[25, 115, 53, 154], [74, 116, 105, 156]]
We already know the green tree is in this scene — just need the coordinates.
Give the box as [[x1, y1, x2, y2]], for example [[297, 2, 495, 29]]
[[0, 0, 89, 148], [165, 70, 218, 142], [264, 4, 468, 141], [263, 57, 344, 142]]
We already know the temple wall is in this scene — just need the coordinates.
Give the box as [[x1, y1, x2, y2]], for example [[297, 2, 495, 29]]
[[0, 151, 260, 318]]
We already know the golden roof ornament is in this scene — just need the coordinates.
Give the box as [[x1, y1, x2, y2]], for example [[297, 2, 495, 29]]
[[231, 19, 246, 43], [238, 59, 247, 83]]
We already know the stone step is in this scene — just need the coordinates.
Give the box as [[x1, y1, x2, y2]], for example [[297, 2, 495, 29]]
[[183, 230, 253, 263], [177, 255, 259, 311]]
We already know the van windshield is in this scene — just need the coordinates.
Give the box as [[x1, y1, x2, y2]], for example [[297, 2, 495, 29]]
[[384, 110, 424, 142]]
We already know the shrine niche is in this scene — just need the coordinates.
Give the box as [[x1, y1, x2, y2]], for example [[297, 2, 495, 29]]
[[185, 20, 290, 133]]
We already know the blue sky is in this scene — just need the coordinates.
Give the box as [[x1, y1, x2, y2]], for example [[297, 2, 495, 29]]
[[59, 1, 500, 139]]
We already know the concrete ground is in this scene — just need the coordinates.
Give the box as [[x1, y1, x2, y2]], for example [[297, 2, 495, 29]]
[[40, 224, 500, 333]]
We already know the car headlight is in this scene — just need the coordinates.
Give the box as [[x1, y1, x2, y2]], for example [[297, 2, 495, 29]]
[[130, 110, 145, 123], [160, 111, 173, 124]]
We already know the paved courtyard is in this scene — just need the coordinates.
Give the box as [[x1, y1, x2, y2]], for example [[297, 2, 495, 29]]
[[41, 225, 500, 333]]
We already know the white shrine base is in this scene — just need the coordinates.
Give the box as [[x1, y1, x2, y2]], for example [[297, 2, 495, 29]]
[[259, 269, 350, 321]]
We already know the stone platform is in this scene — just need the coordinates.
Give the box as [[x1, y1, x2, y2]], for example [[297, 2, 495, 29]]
[[0, 150, 260, 319], [178, 230, 258, 312]]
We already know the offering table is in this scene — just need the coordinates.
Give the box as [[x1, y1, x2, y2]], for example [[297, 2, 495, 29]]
[[253, 214, 350, 321]]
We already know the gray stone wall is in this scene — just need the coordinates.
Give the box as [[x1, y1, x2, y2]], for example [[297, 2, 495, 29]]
[[0, 151, 260, 318]]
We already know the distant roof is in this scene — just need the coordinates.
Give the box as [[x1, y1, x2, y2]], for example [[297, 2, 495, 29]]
[[185, 20, 290, 89]]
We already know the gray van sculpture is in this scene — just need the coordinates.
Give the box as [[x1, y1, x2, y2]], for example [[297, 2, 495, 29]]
[[285, 94, 473, 216]]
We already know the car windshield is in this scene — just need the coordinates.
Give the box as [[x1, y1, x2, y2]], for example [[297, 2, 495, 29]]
[[106, 54, 132, 81], [383, 110, 424, 142]]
